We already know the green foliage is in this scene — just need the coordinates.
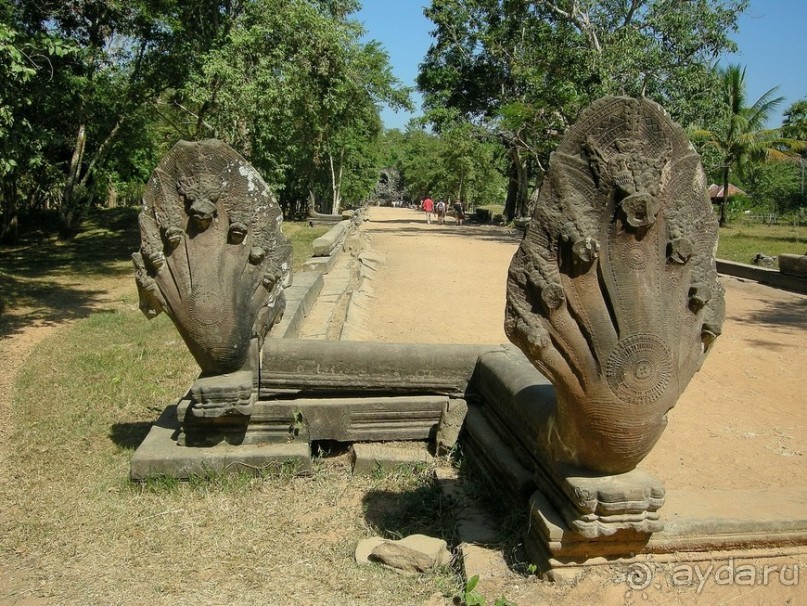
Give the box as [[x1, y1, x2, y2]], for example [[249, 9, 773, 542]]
[[418, 0, 748, 220], [380, 125, 506, 207], [691, 64, 794, 225], [782, 100, 807, 143], [461, 575, 485, 606], [740, 160, 803, 215], [457, 575, 517, 606], [0, 0, 407, 242]]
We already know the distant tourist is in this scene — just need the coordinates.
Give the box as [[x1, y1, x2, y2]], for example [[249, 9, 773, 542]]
[[422, 196, 434, 224], [436, 200, 446, 224], [454, 200, 465, 225]]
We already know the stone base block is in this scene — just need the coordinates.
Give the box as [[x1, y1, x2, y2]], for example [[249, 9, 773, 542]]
[[526, 489, 653, 568], [526, 486, 807, 571], [351, 442, 433, 475], [130, 405, 312, 480], [178, 394, 450, 447]]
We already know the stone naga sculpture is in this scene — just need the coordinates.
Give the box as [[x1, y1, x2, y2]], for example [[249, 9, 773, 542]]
[[132, 139, 292, 382], [505, 97, 724, 475]]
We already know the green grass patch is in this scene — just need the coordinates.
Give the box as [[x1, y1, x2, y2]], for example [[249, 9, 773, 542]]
[[476, 204, 505, 216], [282, 221, 330, 271], [717, 223, 807, 264]]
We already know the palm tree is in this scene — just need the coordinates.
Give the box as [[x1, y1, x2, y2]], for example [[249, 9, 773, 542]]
[[693, 65, 786, 226]]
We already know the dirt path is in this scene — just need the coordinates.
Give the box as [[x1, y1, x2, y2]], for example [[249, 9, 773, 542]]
[[359, 205, 806, 490], [358, 205, 807, 604]]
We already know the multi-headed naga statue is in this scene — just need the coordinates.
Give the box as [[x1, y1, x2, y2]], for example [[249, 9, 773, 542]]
[[505, 96, 725, 475]]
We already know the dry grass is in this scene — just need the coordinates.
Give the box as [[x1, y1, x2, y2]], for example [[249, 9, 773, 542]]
[[0, 210, 465, 606]]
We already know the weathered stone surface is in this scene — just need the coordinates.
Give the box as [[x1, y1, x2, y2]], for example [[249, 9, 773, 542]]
[[352, 442, 433, 475], [460, 543, 510, 584], [130, 406, 312, 480], [369, 535, 452, 572], [469, 352, 665, 538], [504, 96, 724, 474], [133, 139, 292, 377], [435, 398, 468, 456], [261, 339, 500, 397], [752, 252, 777, 268], [271, 271, 324, 339], [355, 537, 386, 565], [779, 253, 807, 277], [175, 394, 447, 447], [312, 220, 350, 256]]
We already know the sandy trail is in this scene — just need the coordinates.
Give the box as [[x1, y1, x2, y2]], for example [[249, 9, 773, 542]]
[[358, 205, 806, 490]]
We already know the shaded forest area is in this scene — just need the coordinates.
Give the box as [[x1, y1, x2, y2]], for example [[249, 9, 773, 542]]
[[1, 0, 805, 244]]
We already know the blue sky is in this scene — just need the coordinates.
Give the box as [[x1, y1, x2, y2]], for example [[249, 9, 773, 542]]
[[356, 0, 806, 130]]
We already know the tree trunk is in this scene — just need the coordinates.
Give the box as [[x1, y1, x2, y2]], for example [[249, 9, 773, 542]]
[[719, 165, 730, 227], [329, 150, 343, 215], [64, 124, 87, 207], [1, 178, 19, 244], [504, 148, 529, 222]]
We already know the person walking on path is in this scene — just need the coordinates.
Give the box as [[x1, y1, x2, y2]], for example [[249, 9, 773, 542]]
[[454, 200, 465, 225], [436, 200, 446, 224], [422, 196, 434, 224]]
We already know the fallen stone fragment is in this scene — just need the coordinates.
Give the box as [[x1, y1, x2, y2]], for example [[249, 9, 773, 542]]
[[368, 534, 452, 573], [352, 442, 433, 475]]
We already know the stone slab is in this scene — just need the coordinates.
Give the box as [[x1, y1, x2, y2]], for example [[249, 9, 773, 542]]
[[352, 442, 433, 475], [648, 488, 807, 553], [271, 271, 323, 339], [300, 253, 339, 274], [526, 486, 807, 568], [130, 405, 312, 480], [462, 405, 536, 508], [261, 339, 503, 397], [778, 253, 807, 278], [312, 220, 350, 256], [177, 394, 450, 445], [716, 258, 807, 294]]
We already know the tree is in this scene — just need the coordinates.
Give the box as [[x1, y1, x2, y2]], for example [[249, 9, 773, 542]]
[[8, 0, 225, 237], [0, 10, 71, 242], [177, 0, 409, 216], [418, 0, 748, 220], [782, 99, 807, 203], [693, 65, 788, 226], [781, 100, 807, 142]]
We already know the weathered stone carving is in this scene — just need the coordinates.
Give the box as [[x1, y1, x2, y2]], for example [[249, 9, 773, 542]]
[[505, 96, 725, 475], [133, 139, 292, 383]]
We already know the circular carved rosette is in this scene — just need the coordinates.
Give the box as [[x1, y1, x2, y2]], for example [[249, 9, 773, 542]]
[[605, 334, 672, 406], [620, 241, 650, 270]]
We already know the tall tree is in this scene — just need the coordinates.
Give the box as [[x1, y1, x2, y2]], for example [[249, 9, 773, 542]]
[[692, 64, 787, 226], [10, 0, 221, 236], [418, 0, 748, 220], [781, 99, 807, 202], [177, 0, 409, 216]]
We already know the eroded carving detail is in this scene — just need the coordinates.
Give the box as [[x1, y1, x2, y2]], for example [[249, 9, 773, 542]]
[[133, 139, 292, 377], [505, 97, 724, 474]]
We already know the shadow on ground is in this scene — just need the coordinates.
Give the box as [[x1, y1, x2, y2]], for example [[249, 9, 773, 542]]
[[0, 208, 140, 339], [109, 421, 154, 451], [364, 222, 523, 245], [733, 296, 807, 330], [362, 483, 459, 544]]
